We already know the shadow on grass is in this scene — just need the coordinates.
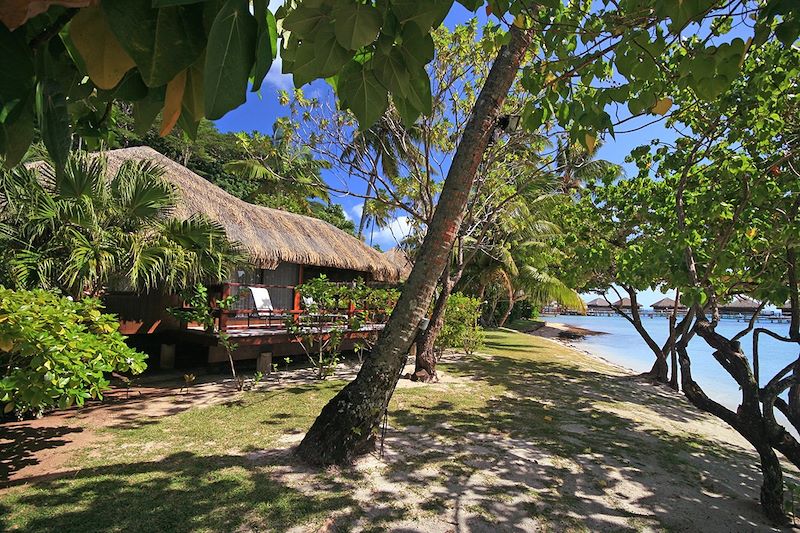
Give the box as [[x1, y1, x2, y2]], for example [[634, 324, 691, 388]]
[[0, 425, 84, 484], [0, 451, 354, 533], [378, 334, 779, 532]]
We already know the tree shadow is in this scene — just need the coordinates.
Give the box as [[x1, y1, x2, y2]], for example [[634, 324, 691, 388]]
[[0, 451, 354, 532], [0, 425, 84, 484], [372, 349, 791, 531]]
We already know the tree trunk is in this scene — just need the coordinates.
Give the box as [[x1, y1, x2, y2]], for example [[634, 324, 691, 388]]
[[295, 26, 533, 466], [756, 444, 787, 524], [415, 272, 452, 382]]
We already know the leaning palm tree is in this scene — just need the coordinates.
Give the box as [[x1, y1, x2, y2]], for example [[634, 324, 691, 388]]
[[0, 152, 243, 298]]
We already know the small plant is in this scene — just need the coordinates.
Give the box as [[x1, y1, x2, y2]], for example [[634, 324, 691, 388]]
[[271, 363, 279, 374], [462, 326, 485, 355], [180, 373, 196, 394], [252, 371, 264, 384], [283, 357, 291, 371], [436, 292, 484, 355], [169, 283, 237, 333], [218, 332, 241, 390]]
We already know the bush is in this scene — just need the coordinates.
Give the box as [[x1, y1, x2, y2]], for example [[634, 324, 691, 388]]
[[0, 288, 147, 415], [437, 292, 484, 354]]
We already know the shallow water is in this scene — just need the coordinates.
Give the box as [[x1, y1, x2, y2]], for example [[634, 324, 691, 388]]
[[546, 314, 799, 408]]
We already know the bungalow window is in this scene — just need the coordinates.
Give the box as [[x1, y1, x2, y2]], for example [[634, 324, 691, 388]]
[[229, 263, 299, 311]]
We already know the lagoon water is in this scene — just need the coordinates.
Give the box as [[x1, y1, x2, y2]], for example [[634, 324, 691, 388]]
[[547, 314, 799, 409]]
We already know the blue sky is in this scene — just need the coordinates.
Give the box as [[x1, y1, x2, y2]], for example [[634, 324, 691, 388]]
[[212, 4, 745, 307]]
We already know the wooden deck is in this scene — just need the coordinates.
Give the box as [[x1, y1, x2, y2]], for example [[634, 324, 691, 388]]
[[174, 323, 385, 347]]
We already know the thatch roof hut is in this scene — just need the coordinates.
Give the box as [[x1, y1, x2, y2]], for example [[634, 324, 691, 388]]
[[585, 297, 610, 308], [383, 247, 413, 280], [651, 297, 685, 311], [101, 147, 402, 282], [611, 297, 641, 309], [719, 296, 761, 314], [781, 301, 792, 313]]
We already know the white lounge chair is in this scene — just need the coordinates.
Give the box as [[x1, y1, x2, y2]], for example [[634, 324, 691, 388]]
[[248, 287, 289, 326]]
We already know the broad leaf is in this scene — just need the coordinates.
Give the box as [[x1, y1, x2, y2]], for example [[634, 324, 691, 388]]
[[160, 70, 186, 136], [333, 0, 382, 50], [338, 62, 389, 128], [373, 48, 410, 96], [133, 87, 166, 135], [204, 0, 257, 119], [251, 2, 278, 92], [390, 0, 453, 32], [103, 0, 206, 87], [35, 79, 71, 174], [0, 24, 34, 101], [0, 96, 34, 168], [69, 6, 136, 90]]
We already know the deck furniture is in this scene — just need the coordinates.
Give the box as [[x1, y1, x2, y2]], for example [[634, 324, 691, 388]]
[[247, 286, 290, 327]]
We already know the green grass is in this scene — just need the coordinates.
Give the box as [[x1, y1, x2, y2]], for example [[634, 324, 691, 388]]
[[0, 329, 765, 532]]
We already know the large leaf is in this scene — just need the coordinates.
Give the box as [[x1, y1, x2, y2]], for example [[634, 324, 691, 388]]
[[160, 70, 186, 136], [204, 0, 257, 119], [0, 24, 34, 102], [182, 60, 204, 121], [36, 79, 71, 174], [251, 0, 278, 92], [338, 62, 389, 129], [389, 0, 453, 32], [282, 4, 327, 34], [373, 48, 410, 96], [333, 0, 382, 50], [133, 87, 166, 135], [0, 0, 92, 30], [0, 96, 34, 168], [103, 0, 206, 88], [400, 66, 432, 115], [69, 6, 136, 91]]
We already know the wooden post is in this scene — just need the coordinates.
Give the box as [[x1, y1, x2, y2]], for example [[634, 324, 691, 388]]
[[219, 283, 230, 332], [160, 344, 176, 369], [293, 265, 304, 322]]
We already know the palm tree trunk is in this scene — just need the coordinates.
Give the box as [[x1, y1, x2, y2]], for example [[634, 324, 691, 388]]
[[357, 165, 377, 239], [295, 26, 533, 466], [415, 267, 452, 381]]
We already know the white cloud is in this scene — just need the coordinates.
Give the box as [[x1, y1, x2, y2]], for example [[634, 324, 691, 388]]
[[264, 51, 293, 92], [350, 203, 364, 220], [370, 216, 413, 249]]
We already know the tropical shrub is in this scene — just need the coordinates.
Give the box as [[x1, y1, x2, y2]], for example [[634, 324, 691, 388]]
[[436, 292, 483, 354], [0, 153, 243, 298], [0, 288, 147, 416]]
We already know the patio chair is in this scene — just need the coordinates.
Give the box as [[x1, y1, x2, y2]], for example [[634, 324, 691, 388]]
[[247, 287, 290, 327]]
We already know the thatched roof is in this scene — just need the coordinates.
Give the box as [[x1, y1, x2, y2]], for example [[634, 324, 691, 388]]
[[720, 296, 761, 312], [383, 248, 413, 280], [651, 297, 685, 310], [585, 297, 610, 308], [611, 297, 641, 308], [100, 147, 402, 281], [782, 301, 792, 312]]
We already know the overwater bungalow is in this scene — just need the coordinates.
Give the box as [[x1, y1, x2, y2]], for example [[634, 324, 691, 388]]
[[100, 147, 404, 369], [651, 297, 686, 313], [586, 297, 612, 314], [611, 297, 642, 310], [719, 296, 761, 316]]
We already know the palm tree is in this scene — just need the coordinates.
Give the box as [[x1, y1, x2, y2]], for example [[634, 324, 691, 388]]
[[0, 152, 243, 298]]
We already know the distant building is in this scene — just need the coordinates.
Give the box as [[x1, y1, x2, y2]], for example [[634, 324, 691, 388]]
[[611, 297, 642, 309], [585, 297, 611, 312], [719, 296, 761, 315], [651, 297, 686, 312]]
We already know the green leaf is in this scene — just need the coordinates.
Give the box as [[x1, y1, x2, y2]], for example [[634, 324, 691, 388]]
[[103, 0, 206, 87], [251, 0, 278, 92], [400, 67, 432, 115], [373, 48, 410, 96], [313, 32, 355, 79], [392, 93, 420, 127], [0, 96, 34, 168], [282, 5, 327, 34], [36, 79, 71, 175], [333, 0, 382, 50], [399, 23, 434, 69], [338, 62, 389, 129], [133, 87, 166, 135], [0, 25, 34, 102], [390, 0, 453, 32], [204, 0, 257, 120], [152, 0, 205, 5]]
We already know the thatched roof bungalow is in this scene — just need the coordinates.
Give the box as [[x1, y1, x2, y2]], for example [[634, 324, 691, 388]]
[[585, 297, 611, 310], [383, 248, 413, 280], [611, 298, 642, 309], [719, 296, 761, 315], [104, 147, 401, 282], [95, 147, 403, 341], [651, 297, 686, 311]]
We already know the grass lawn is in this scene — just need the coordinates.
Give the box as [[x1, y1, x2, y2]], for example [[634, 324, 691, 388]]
[[0, 329, 783, 532]]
